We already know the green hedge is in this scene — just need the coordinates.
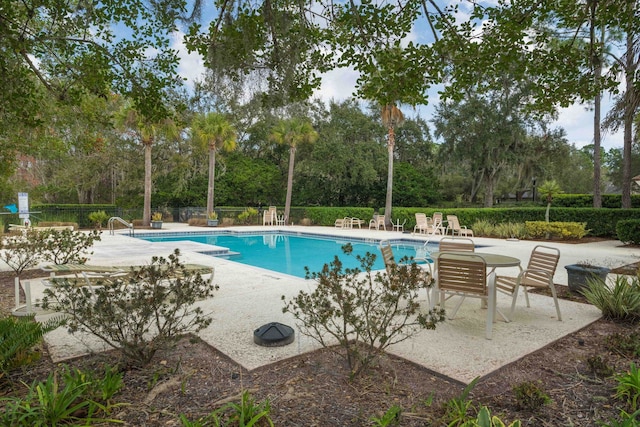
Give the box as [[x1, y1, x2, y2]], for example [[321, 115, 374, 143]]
[[554, 194, 640, 208], [616, 219, 640, 244]]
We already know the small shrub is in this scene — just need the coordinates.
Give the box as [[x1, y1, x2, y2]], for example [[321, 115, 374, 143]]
[[237, 207, 258, 225], [582, 275, 640, 322], [0, 315, 63, 378], [617, 219, 640, 245], [370, 405, 402, 426], [512, 380, 551, 411], [152, 212, 163, 221], [179, 390, 273, 426], [88, 210, 110, 228], [460, 406, 522, 426], [525, 221, 588, 239], [493, 222, 528, 239], [0, 229, 43, 277], [470, 220, 494, 237], [41, 249, 218, 367], [441, 377, 478, 426], [38, 228, 101, 265], [587, 355, 615, 378], [283, 244, 444, 378]]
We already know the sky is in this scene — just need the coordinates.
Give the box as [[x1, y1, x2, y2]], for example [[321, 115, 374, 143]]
[[172, 29, 626, 152]]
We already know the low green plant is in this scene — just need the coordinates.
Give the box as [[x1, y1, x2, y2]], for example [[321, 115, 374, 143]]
[[370, 405, 402, 426], [582, 275, 640, 322], [512, 380, 551, 410], [179, 390, 272, 426], [223, 390, 274, 426], [460, 406, 522, 427], [492, 222, 528, 239], [441, 377, 479, 426], [525, 221, 588, 239], [237, 208, 258, 224], [88, 210, 110, 228], [62, 364, 124, 406], [615, 362, 640, 412], [587, 355, 615, 378], [470, 220, 494, 237], [0, 315, 63, 378], [41, 249, 218, 367], [283, 244, 444, 378], [0, 365, 124, 426], [597, 408, 640, 427]]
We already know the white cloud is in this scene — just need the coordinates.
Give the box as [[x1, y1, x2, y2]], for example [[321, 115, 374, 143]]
[[553, 100, 624, 150], [313, 66, 359, 102], [171, 30, 206, 90]]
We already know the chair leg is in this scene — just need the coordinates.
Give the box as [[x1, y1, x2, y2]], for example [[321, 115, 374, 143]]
[[509, 281, 521, 319], [548, 283, 562, 321], [486, 274, 496, 339]]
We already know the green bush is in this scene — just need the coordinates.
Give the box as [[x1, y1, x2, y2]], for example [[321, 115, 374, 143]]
[[0, 315, 63, 378], [282, 244, 444, 377], [582, 275, 640, 322], [237, 207, 259, 224], [88, 211, 110, 228], [38, 228, 101, 265], [512, 380, 551, 411], [525, 221, 588, 239], [617, 219, 640, 245], [41, 249, 218, 366]]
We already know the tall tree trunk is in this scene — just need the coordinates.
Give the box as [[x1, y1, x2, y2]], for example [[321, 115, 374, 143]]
[[593, 88, 602, 208], [284, 146, 296, 224], [384, 126, 395, 225], [483, 172, 495, 208], [207, 147, 216, 214], [590, 0, 602, 208], [621, 32, 635, 209], [143, 143, 152, 226]]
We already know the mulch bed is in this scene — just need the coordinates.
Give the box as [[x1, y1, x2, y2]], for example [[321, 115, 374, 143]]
[[0, 265, 638, 426]]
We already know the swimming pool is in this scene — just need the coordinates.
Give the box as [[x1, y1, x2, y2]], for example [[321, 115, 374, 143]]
[[137, 232, 435, 278]]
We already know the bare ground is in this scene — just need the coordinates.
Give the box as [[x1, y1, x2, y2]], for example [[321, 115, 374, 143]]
[[1, 268, 638, 426]]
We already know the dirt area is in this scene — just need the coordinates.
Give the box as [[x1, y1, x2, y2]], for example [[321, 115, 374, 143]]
[[1, 269, 638, 426]]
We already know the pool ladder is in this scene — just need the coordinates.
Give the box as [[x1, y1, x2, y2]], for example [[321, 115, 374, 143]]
[[108, 217, 134, 236]]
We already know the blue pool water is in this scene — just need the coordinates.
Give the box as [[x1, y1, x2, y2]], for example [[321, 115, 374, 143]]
[[137, 232, 435, 278]]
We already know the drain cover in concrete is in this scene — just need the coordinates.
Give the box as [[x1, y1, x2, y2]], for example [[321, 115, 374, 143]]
[[253, 322, 295, 347]]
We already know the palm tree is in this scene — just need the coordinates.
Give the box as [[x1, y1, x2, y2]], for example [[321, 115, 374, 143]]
[[116, 105, 178, 226], [191, 113, 237, 216], [270, 118, 318, 224], [381, 104, 404, 225], [538, 180, 563, 223]]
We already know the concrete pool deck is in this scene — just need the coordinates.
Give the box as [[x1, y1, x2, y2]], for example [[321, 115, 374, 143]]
[[13, 223, 640, 384]]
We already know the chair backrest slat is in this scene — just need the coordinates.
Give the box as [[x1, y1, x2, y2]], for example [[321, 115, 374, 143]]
[[380, 240, 395, 274], [522, 245, 560, 286], [439, 237, 475, 252], [438, 254, 487, 296]]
